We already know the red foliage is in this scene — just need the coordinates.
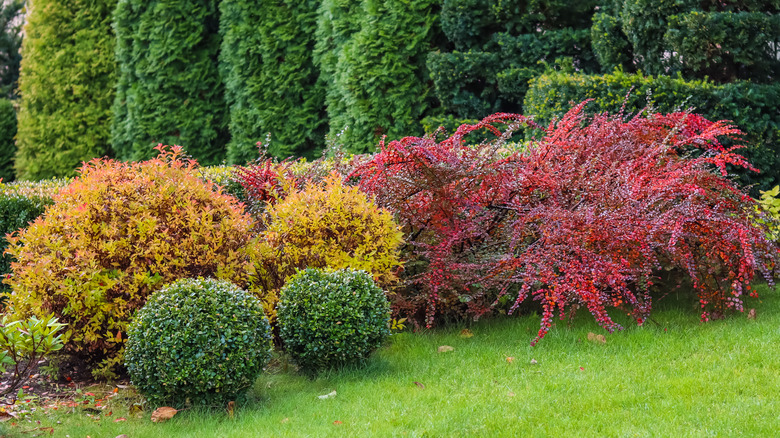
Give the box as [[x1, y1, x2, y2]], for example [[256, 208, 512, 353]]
[[351, 101, 779, 344]]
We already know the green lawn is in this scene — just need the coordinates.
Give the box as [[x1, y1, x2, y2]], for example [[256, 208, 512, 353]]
[[11, 284, 780, 437]]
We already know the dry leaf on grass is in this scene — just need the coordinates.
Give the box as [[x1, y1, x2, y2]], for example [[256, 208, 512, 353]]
[[459, 329, 474, 338], [747, 308, 756, 320], [587, 332, 606, 344], [506, 357, 515, 363], [414, 381, 425, 389], [151, 406, 179, 423], [437, 345, 454, 353]]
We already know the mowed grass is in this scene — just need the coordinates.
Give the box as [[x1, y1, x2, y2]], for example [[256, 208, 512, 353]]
[[15, 284, 780, 437]]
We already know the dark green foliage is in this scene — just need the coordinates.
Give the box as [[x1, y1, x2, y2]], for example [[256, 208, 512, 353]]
[[524, 70, 780, 191], [15, 0, 116, 180], [429, 0, 598, 123], [113, 0, 227, 165], [278, 268, 390, 373], [0, 0, 23, 99], [314, 0, 363, 148], [598, 0, 780, 80], [125, 278, 272, 407], [440, 0, 598, 51], [329, 0, 441, 153], [591, 12, 632, 72], [220, 0, 325, 164], [664, 12, 780, 82], [0, 99, 15, 181]]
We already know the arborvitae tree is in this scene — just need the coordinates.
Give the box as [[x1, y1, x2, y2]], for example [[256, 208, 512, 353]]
[[314, 0, 363, 146], [113, 0, 227, 165], [0, 0, 23, 99], [15, 0, 117, 180], [220, 0, 325, 164], [0, 98, 15, 181], [331, 0, 441, 153]]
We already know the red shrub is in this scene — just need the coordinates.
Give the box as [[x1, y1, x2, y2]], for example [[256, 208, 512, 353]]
[[351, 101, 779, 344]]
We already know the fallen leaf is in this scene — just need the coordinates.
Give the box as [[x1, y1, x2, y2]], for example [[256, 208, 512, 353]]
[[227, 401, 235, 419], [508, 392, 516, 397], [129, 403, 144, 417], [437, 345, 454, 353], [530, 358, 538, 365], [413, 381, 425, 389], [150, 406, 178, 423], [281, 417, 289, 424], [505, 357, 515, 363], [587, 332, 607, 344], [112, 388, 119, 394], [114, 418, 127, 423], [116, 435, 129, 438], [579, 367, 585, 371], [747, 308, 756, 320], [317, 391, 337, 400], [0, 409, 17, 422], [333, 420, 342, 425], [459, 329, 474, 338]]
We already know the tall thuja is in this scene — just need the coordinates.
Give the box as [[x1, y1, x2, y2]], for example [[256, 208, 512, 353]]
[[314, 0, 363, 145], [0, 0, 23, 99], [426, 0, 598, 124], [15, 0, 117, 180], [330, 0, 441, 153], [220, 0, 325, 164], [113, 0, 227, 165]]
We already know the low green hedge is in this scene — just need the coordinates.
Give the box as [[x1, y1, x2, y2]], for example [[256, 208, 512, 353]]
[[524, 70, 780, 191]]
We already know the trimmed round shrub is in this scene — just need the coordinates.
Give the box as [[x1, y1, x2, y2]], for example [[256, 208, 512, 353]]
[[5, 146, 253, 378], [277, 268, 391, 373], [125, 278, 272, 407]]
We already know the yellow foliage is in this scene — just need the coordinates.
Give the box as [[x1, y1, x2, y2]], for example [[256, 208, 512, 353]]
[[249, 173, 403, 324]]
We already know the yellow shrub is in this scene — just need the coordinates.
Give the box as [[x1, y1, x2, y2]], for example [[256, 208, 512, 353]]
[[249, 173, 403, 323]]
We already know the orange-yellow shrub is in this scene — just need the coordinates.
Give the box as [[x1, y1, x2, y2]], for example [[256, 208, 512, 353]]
[[5, 146, 253, 377]]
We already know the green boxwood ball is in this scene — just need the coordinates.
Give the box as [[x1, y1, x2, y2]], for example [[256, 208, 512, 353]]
[[125, 278, 272, 407], [277, 268, 391, 373]]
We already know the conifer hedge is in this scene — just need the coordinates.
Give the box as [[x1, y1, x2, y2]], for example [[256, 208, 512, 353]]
[[0, 0, 23, 99], [329, 0, 441, 153], [427, 0, 599, 126], [592, 0, 780, 82], [220, 0, 325, 163], [0, 98, 15, 181], [113, 0, 227, 165], [15, 0, 117, 180]]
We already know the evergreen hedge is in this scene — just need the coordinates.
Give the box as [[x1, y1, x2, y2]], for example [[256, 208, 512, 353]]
[[524, 70, 780, 191], [329, 0, 441, 153], [0, 0, 23, 99], [592, 0, 780, 81], [427, 0, 598, 127], [0, 99, 15, 182], [220, 0, 325, 164], [15, 0, 117, 180], [113, 0, 227, 165]]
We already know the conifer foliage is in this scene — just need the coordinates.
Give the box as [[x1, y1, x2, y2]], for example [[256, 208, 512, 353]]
[[328, 0, 441, 153], [220, 0, 325, 163], [352, 102, 778, 343], [15, 0, 117, 180], [113, 0, 227, 165]]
